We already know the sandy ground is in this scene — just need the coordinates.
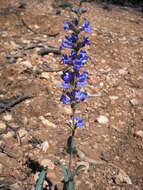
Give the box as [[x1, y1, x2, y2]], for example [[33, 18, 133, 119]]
[[0, 0, 143, 189]]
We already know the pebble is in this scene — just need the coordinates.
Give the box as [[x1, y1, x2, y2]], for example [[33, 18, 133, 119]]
[[135, 130, 143, 139], [115, 170, 132, 185], [40, 141, 49, 152], [109, 96, 119, 100], [39, 116, 57, 128], [21, 60, 32, 68], [2, 131, 14, 139], [40, 159, 55, 170], [130, 98, 139, 106], [3, 114, 12, 121], [97, 115, 109, 124], [118, 68, 128, 75], [19, 128, 28, 138], [0, 122, 6, 133], [40, 72, 50, 80]]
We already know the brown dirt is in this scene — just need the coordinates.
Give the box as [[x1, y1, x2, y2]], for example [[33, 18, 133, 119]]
[[0, 0, 143, 189]]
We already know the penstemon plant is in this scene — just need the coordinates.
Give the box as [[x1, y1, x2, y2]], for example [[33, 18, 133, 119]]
[[56, 1, 92, 190]]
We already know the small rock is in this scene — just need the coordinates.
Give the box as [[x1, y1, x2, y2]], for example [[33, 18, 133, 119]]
[[135, 130, 143, 139], [0, 140, 4, 146], [39, 116, 56, 128], [3, 114, 12, 121], [21, 60, 32, 68], [0, 122, 6, 133], [109, 96, 119, 100], [118, 68, 128, 75], [40, 72, 50, 80], [2, 131, 14, 139], [18, 129, 28, 142], [0, 163, 3, 173], [40, 159, 55, 170], [19, 128, 28, 138], [40, 141, 49, 152], [115, 170, 132, 185], [97, 115, 109, 124], [130, 99, 139, 106]]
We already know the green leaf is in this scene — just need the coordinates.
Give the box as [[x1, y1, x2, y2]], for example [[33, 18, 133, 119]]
[[54, 160, 69, 183], [66, 136, 77, 154], [69, 181, 74, 190], [35, 168, 47, 190]]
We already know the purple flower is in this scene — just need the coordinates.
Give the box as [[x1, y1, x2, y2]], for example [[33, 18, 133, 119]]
[[75, 90, 88, 101], [73, 50, 88, 71], [75, 116, 85, 128], [83, 20, 92, 33], [62, 51, 77, 65], [60, 94, 70, 104], [64, 21, 72, 30], [81, 37, 90, 47], [61, 33, 78, 49], [62, 71, 74, 83], [62, 54, 73, 65], [77, 71, 89, 87], [61, 71, 74, 89]]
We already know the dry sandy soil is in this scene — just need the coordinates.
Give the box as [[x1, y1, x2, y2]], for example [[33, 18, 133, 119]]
[[0, 0, 143, 189]]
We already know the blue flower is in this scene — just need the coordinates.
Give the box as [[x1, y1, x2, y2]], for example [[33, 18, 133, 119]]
[[83, 20, 92, 33], [61, 71, 74, 89], [77, 71, 89, 87], [75, 116, 85, 128], [64, 21, 72, 30], [73, 50, 88, 71], [60, 94, 70, 104], [75, 90, 88, 101], [62, 51, 77, 65], [61, 33, 78, 49], [62, 54, 72, 65], [81, 37, 90, 47], [62, 71, 74, 83]]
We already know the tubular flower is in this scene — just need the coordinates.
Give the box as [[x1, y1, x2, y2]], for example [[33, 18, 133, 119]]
[[77, 71, 89, 87], [83, 20, 92, 33], [61, 71, 74, 89], [75, 90, 88, 101], [75, 116, 85, 128], [64, 21, 73, 30], [61, 33, 78, 49]]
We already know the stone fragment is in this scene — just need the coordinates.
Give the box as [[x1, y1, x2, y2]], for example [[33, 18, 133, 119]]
[[0, 122, 6, 133], [40, 72, 50, 80], [40, 141, 49, 152], [21, 60, 32, 68], [109, 96, 119, 100], [115, 170, 132, 185], [40, 159, 55, 170], [39, 116, 56, 128], [97, 115, 109, 124], [135, 130, 143, 139], [118, 68, 128, 75], [2, 131, 14, 139], [19, 128, 28, 138], [130, 99, 139, 106], [3, 114, 12, 121]]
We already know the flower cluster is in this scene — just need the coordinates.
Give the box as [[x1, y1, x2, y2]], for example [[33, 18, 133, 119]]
[[60, 7, 92, 129]]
